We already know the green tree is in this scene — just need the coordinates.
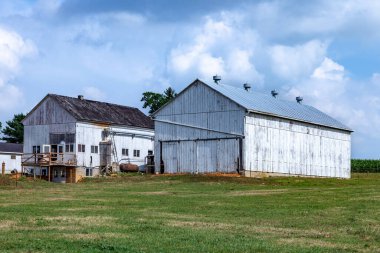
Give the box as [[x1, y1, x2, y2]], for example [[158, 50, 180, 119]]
[[1, 113, 26, 143], [141, 87, 177, 114]]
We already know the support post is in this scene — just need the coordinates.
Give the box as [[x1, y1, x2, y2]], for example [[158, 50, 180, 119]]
[[1, 162, 5, 176]]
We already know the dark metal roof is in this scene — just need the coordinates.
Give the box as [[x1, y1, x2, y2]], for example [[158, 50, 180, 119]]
[[49, 94, 154, 129], [0, 143, 23, 153], [205, 81, 352, 132]]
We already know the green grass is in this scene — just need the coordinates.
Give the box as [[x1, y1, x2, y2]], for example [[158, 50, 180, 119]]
[[0, 173, 379, 253]]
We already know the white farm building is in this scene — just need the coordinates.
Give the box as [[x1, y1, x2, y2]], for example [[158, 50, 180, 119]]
[[153, 79, 352, 178], [0, 143, 23, 174], [22, 94, 154, 183]]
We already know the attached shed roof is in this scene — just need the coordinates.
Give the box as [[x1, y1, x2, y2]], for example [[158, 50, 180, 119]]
[[0, 143, 23, 154], [49, 94, 154, 129], [204, 81, 352, 132]]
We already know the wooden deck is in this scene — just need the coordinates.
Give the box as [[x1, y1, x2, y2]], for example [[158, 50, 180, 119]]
[[22, 153, 77, 167]]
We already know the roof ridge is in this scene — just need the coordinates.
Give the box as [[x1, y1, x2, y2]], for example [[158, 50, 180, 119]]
[[49, 94, 139, 110]]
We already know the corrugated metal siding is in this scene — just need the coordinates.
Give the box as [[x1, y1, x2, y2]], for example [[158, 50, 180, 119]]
[[244, 113, 351, 178], [154, 81, 245, 173]]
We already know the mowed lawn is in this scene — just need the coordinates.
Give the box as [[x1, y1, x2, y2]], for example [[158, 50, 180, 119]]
[[0, 173, 379, 253]]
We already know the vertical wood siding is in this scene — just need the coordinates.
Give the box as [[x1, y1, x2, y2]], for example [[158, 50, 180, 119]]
[[244, 113, 351, 178], [154, 81, 245, 173]]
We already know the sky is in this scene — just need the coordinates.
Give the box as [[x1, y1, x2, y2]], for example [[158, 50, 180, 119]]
[[0, 0, 379, 158]]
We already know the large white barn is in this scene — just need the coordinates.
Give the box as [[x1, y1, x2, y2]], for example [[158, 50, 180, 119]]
[[153, 79, 352, 178], [22, 94, 154, 183]]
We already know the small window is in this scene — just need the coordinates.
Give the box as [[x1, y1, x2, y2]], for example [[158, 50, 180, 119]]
[[32, 146, 41, 154], [122, 148, 128, 156], [91, 145, 98, 154], [42, 169, 47, 176], [78, 144, 85, 153], [86, 168, 93, 177], [133, 150, 140, 157], [148, 150, 153, 155], [60, 169, 65, 177], [65, 144, 74, 152], [11, 155, 16, 159], [54, 170, 58, 178]]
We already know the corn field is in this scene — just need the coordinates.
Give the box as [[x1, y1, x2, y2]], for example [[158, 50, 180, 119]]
[[351, 159, 380, 173]]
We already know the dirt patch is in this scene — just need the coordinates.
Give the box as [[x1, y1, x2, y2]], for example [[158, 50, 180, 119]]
[[60, 232, 128, 240], [42, 216, 117, 226], [229, 189, 289, 196], [0, 220, 16, 229], [167, 220, 331, 238], [137, 191, 172, 195], [277, 238, 354, 251]]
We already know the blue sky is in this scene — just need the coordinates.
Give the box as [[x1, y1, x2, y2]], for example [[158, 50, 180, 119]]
[[0, 0, 379, 158]]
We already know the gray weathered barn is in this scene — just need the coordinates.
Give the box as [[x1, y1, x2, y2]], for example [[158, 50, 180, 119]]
[[153, 79, 352, 178], [22, 94, 154, 183]]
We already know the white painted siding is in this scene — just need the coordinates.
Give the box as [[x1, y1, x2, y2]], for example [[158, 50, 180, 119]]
[[75, 122, 154, 168], [0, 153, 22, 173], [244, 113, 351, 178], [154, 81, 245, 173]]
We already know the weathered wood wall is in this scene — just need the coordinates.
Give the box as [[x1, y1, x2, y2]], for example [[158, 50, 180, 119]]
[[154, 81, 245, 173], [244, 113, 351, 178]]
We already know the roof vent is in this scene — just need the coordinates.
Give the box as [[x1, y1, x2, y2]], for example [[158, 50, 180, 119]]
[[78, 95, 84, 100], [296, 96, 303, 104], [213, 75, 221, 84], [243, 83, 251, 91], [271, 90, 279, 98]]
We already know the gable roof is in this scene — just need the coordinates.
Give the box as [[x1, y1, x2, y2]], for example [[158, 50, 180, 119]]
[[0, 143, 23, 154], [155, 79, 352, 132], [28, 94, 154, 129]]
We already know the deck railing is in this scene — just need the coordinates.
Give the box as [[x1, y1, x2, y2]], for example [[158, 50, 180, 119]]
[[22, 153, 77, 166]]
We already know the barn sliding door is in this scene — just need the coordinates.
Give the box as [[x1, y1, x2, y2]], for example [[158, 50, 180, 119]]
[[161, 138, 240, 174]]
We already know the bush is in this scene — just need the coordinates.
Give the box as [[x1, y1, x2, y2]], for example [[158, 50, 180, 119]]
[[351, 159, 380, 173]]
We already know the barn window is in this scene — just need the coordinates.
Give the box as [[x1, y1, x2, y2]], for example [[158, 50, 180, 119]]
[[65, 144, 74, 152], [122, 148, 128, 156], [11, 155, 16, 159], [91, 145, 98, 154], [78, 144, 85, 153], [86, 168, 93, 177], [32, 146, 41, 153], [133, 150, 140, 157]]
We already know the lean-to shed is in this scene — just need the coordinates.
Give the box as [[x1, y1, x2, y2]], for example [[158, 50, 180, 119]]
[[153, 79, 352, 178]]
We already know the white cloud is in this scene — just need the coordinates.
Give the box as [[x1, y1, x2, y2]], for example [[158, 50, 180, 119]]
[[311, 57, 345, 81], [0, 84, 23, 111], [0, 27, 36, 112], [269, 40, 327, 81], [83, 86, 106, 101], [285, 58, 380, 142], [0, 27, 36, 73], [168, 16, 263, 85]]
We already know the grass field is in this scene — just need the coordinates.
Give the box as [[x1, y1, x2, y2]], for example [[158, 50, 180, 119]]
[[0, 173, 379, 253]]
